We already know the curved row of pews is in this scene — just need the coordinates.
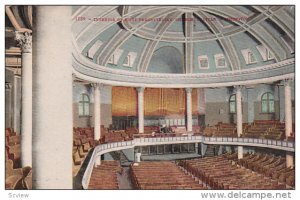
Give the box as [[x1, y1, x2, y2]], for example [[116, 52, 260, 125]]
[[234, 153, 295, 187], [130, 161, 207, 189], [88, 161, 122, 189], [178, 153, 294, 190]]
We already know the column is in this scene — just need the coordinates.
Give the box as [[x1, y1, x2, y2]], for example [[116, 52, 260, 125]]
[[235, 86, 243, 159], [185, 88, 193, 132], [15, 31, 32, 167], [137, 87, 145, 134], [32, 6, 72, 189], [284, 79, 294, 167], [284, 79, 293, 138], [5, 83, 12, 129], [135, 152, 141, 163], [200, 143, 206, 157], [235, 86, 243, 137], [238, 146, 243, 160], [92, 83, 101, 140], [246, 88, 254, 123], [286, 152, 294, 168], [13, 75, 21, 135]]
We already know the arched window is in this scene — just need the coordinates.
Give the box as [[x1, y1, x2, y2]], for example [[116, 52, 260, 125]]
[[229, 95, 236, 113], [78, 94, 90, 116], [261, 92, 275, 113]]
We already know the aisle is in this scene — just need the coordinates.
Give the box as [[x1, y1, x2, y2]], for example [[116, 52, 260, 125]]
[[117, 167, 134, 189]]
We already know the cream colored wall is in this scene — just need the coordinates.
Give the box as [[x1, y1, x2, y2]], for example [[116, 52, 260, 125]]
[[253, 101, 280, 120], [72, 83, 112, 128], [205, 102, 248, 125], [203, 84, 291, 126]]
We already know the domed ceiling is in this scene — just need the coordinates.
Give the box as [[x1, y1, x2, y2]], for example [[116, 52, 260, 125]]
[[71, 6, 294, 75]]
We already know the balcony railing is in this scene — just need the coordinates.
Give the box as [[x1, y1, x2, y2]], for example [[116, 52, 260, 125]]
[[81, 136, 295, 189]]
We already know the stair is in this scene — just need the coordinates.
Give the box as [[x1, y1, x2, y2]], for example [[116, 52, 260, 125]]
[[119, 151, 131, 166], [205, 145, 217, 157], [109, 151, 131, 166], [109, 151, 121, 160]]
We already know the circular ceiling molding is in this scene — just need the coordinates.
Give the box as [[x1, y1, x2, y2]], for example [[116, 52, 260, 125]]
[[176, 6, 201, 13], [121, 6, 246, 43], [72, 5, 294, 77]]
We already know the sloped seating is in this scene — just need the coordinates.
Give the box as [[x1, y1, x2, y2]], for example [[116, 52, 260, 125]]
[[225, 152, 294, 187], [88, 161, 121, 189], [242, 120, 286, 140], [213, 122, 237, 137], [203, 126, 216, 137], [178, 155, 290, 190], [130, 161, 206, 190]]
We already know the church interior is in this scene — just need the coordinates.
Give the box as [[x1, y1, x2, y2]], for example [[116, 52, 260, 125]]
[[4, 5, 295, 190]]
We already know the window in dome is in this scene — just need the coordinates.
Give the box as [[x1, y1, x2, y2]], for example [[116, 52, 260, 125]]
[[217, 58, 225, 67], [241, 49, 257, 64], [248, 51, 257, 64], [261, 92, 275, 113], [267, 49, 275, 60], [229, 94, 236, 113], [198, 55, 209, 69], [256, 45, 275, 61], [214, 54, 226, 68], [123, 55, 131, 67], [78, 93, 90, 116], [108, 54, 115, 64]]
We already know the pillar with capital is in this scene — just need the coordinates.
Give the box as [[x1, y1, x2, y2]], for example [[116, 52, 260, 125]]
[[92, 83, 102, 140], [15, 31, 32, 168], [137, 87, 145, 134], [185, 88, 193, 133]]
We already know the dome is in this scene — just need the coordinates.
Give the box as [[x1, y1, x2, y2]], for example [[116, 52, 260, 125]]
[[71, 6, 294, 87]]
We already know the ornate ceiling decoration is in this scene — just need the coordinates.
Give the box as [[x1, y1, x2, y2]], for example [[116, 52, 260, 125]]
[[72, 5, 294, 76]]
